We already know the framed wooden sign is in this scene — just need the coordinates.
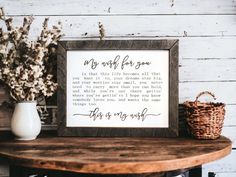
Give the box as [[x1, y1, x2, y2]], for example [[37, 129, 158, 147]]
[[57, 40, 178, 137]]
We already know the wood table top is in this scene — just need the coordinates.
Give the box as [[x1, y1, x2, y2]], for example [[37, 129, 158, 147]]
[[0, 136, 232, 174]]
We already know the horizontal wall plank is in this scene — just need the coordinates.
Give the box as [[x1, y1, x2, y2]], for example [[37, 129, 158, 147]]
[[223, 105, 236, 126], [202, 150, 236, 177], [59, 37, 236, 59], [180, 58, 236, 82], [179, 82, 236, 104], [1, 15, 236, 38], [222, 126, 236, 148], [1, 0, 236, 15], [210, 173, 236, 177], [179, 37, 236, 59], [0, 17, 236, 58]]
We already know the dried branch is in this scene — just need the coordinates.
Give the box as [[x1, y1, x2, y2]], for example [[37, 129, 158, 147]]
[[22, 16, 34, 36], [98, 22, 105, 40], [0, 7, 5, 20]]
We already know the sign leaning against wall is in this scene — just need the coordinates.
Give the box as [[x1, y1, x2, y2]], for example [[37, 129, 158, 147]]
[[57, 40, 179, 137]]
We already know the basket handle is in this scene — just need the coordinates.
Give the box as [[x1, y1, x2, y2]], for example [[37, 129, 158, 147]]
[[194, 91, 216, 103]]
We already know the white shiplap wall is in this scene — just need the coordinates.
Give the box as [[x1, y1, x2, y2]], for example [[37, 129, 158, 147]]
[[0, 0, 236, 177]]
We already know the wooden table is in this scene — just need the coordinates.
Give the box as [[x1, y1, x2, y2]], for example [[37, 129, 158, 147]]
[[0, 136, 232, 177]]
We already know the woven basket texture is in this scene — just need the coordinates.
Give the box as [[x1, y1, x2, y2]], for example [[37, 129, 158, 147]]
[[183, 91, 225, 140]]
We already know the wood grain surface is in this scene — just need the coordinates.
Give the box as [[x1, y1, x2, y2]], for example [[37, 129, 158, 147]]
[[0, 136, 231, 174]]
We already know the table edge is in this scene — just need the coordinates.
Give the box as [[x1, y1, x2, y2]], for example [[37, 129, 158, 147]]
[[0, 136, 232, 174]]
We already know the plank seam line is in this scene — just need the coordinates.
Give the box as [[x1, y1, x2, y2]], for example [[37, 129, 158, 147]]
[[60, 36, 236, 39], [180, 80, 236, 83], [6, 14, 236, 17], [182, 58, 236, 60]]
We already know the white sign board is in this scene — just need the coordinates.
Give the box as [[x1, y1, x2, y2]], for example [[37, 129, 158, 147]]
[[66, 50, 169, 128]]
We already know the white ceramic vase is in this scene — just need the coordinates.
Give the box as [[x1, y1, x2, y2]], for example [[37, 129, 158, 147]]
[[11, 101, 41, 140]]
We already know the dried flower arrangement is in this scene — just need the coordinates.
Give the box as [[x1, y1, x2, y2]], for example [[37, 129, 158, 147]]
[[0, 8, 63, 102]]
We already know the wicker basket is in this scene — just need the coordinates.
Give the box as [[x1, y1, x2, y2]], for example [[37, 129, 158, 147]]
[[183, 91, 225, 140]]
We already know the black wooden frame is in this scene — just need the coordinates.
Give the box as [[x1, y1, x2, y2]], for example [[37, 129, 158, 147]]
[[57, 40, 179, 137]]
